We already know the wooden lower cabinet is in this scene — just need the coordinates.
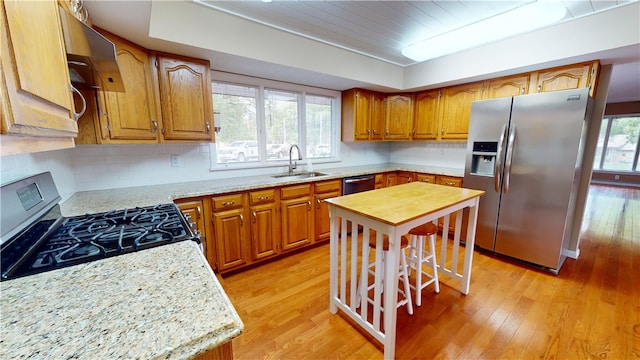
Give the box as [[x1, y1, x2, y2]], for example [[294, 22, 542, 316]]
[[436, 175, 463, 233], [211, 193, 250, 272], [313, 180, 342, 243], [249, 189, 280, 261], [175, 199, 211, 267], [415, 173, 436, 183], [397, 171, 414, 185], [374, 173, 385, 189], [280, 184, 313, 252]]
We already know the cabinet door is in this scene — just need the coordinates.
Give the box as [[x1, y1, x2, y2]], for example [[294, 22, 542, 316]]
[[386, 173, 398, 187], [176, 200, 209, 264], [213, 207, 249, 272], [370, 91, 385, 140], [95, 30, 159, 142], [484, 74, 529, 99], [1, 1, 77, 144], [250, 202, 280, 261], [280, 197, 312, 251], [531, 61, 598, 96], [397, 171, 414, 185], [436, 175, 463, 233], [416, 173, 436, 184], [385, 94, 413, 140], [439, 82, 484, 140], [354, 89, 372, 140], [374, 174, 385, 189], [156, 53, 214, 142], [413, 90, 440, 140], [313, 180, 342, 243]]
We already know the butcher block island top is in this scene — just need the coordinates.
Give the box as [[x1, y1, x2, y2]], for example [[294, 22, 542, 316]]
[[0, 241, 243, 360], [325, 181, 485, 225]]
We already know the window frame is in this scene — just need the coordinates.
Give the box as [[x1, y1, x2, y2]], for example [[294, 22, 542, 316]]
[[593, 115, 640, 172], [209, 71, 341, 171]]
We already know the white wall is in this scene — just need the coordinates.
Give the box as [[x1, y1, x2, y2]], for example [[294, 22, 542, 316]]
[[389, 142, 466, 169]]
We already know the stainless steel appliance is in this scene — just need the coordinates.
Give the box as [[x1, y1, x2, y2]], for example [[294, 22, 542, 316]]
[[463, 88, 594, 273], [342, 174, 375, 196], [0, 172, 201, 281], [342, 174, 375, 233]]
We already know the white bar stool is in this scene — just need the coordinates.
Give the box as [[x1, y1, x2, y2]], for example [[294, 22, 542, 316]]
[[357, 234, 414, 315], [406, 222, 440, 306]]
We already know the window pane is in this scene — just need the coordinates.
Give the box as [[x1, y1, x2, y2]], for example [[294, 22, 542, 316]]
[[601, 117, 640, 171], [213, 83, 259, 164], [265, 89, 299, 161], [306, 94, 333, 158], [593, 118, 609, 170]]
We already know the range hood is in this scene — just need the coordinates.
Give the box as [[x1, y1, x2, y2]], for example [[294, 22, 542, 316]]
[[58, 6, 124, 92]]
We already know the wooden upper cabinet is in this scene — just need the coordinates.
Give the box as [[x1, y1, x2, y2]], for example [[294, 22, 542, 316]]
[[92, 29, 159, 143], [1, 0, 78, 154], [342, 88, 385, 141], [484, 74, 530, 99], [413, 90, 440, 140], [439, 82, 484, 140], [352, 88, 372, 140], [155, 53, 214, 142], [530, 61, 599, 97], [370, 91, 385, 140], [385, 94, 413, 140]]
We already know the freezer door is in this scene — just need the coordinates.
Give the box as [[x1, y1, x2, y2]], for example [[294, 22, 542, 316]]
[[494, 89, 589, 269], [463, 96, 512, 250]]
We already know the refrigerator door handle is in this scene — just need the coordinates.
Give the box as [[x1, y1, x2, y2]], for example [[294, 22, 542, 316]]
[[494, 124, 508, 192], [503, 125, 517, 193]]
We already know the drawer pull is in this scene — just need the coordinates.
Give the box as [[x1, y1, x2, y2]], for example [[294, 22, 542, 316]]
[[222, 201, 235, 207], [258, 195, 270, 201]]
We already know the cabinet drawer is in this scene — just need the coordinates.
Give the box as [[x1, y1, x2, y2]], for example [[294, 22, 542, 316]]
[[314, 180, 341, 194], [212, 193, 244, 210], [436, 176, 463, 187], [250, 189, 276, 204], [416, 174, 436, 183], [281, 184, 311, 199]]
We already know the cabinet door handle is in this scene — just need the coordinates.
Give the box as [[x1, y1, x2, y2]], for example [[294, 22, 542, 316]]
[[316, 198, 321, 210], [240, 214, 244, 226], [70, 84, 86, 121], [372, 129, 378, 135], [385, 129, 389, 137], [408, 178, 412, 183], [252, 211, 257, 222], [196, 206, 201, 219], [222, 201, 235, 207], [307, 201, 312, 211], [151, 120, 158, 133], [367, 128, 370, 135], [206, 121, 211, 134], [441, 127, 445, 135]]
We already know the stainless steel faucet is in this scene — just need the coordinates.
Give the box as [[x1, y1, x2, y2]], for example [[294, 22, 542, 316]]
[[289, 144, 302, 174]]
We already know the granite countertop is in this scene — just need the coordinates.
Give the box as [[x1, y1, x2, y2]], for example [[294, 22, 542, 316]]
[[0, 241, 243, 360], [60, 163, 463, 216]]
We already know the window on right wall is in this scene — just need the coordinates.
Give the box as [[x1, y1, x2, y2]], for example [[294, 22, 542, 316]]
[[593, 116, 640, 172]]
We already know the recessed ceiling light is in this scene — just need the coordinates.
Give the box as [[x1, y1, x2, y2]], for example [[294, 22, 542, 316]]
[[402, 1, 567, 62]]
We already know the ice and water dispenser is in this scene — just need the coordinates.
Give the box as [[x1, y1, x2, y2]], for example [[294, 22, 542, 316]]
[[470, 142, 498, 176]]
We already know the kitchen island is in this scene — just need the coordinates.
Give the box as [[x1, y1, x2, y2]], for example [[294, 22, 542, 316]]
[[326, 182, 484, 359], [0, 240, 243, 359]]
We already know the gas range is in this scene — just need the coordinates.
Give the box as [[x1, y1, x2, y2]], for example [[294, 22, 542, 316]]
[[1, 172, 201, 281]]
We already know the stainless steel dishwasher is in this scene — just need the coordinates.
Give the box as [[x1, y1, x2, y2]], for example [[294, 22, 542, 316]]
[[342, 174, 375, 233], [342, 174, 375, 195]]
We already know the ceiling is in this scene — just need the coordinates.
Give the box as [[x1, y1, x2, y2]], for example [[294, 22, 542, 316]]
[[84, 0, 640, 103]]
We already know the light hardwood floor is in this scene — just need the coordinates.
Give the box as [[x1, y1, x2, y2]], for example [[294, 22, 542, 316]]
[[219, 185, 639, 359]]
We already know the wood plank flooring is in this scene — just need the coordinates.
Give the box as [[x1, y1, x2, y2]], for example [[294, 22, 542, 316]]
[[218, 185, 639, 359]]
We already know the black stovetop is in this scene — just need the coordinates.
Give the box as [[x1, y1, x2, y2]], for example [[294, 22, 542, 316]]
[[1, 203, 196, 281]]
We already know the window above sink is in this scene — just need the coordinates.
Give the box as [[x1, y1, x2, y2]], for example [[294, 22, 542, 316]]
[[209, 72, 341, 171]]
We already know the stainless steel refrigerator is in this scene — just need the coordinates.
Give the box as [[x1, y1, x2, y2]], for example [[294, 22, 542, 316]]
[[463, 88, 594, 273]]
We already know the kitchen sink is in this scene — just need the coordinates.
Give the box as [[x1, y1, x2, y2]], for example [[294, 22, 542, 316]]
[[271, 171, 327, 180]]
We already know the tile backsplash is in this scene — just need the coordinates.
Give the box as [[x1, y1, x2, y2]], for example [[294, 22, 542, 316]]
[[0, 141, 465, 202]]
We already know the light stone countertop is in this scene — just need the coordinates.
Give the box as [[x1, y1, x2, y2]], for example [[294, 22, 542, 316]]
[[60, 163, 463, 216], [0, 163, 459, 359], [0, 241, 243, 360]]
